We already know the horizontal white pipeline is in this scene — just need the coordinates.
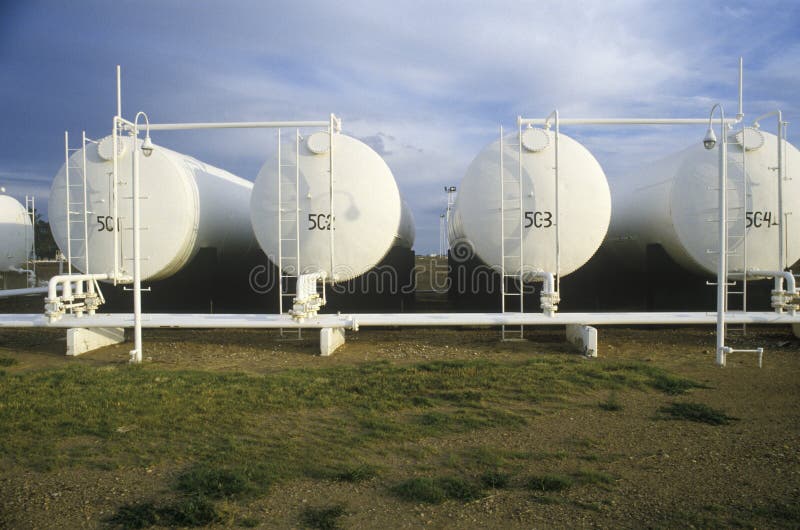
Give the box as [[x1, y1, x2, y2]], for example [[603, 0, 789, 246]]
[[143, 121, 330, 131], [0, 312, 797, 329], [0, 287, 52, 299], [517, 117, 740, 126]]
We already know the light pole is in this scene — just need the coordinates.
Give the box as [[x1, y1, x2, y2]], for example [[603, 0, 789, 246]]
[[130, 111, 153, 363], [703, 103, 729, 366]]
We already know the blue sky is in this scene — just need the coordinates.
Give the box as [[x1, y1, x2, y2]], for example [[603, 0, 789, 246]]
[[2, 0, 799, 252]]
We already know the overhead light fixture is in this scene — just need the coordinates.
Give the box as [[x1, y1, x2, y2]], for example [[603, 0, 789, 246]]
[[703, 127, 717, 150], [141, 134, 154, 157]]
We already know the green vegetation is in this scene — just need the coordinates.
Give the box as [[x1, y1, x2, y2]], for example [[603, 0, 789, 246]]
[[573, 469, 615, 486], [479, 470, 511, 489], [0, 357, 17, 367], [299, 504, 347, 530], [390, 476, 483, 503], [108, 496, 220, 529], [599, 362, 705, 394], [0, 358, 700, 474], [175, 465, 250, 499], [659, 402, 737, 425], [525, 474, 574, 492], [391, 477, 447, 503], [0, 356, 699, 524], [598, 391, 622, 411]]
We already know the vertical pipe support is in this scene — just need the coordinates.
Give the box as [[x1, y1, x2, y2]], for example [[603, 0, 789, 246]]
[[81, 131, 90, 273], [64, 131, 72, 274], [499, 125, 505, 313], [777, 111, 785, 272], [713, 104, 729, 367], [276, 128, 283, 314], [129, 112, 149, 364], [329, 114, 335, 282], [111, 117, 120, 284]]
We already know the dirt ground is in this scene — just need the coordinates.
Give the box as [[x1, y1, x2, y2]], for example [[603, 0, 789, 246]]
[[1, 324, 799, 528]]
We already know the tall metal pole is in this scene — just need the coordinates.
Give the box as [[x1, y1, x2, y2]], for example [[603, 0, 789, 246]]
[[130, 111, 149, 363], [329, 114, 335, 282], [81, 131, 90, 273], [116, 65, 122, 118], [64, 131, 72, 274], [708, 104, 728, 367], [777, 112, 785, 271]]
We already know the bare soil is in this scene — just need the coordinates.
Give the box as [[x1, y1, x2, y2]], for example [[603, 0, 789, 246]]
[[1, 325, 799, 529]]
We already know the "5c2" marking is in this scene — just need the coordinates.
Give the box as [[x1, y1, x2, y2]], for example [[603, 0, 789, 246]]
[[308, 213, 335, 231]]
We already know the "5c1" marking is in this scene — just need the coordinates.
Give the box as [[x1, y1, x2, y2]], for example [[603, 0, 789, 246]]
[[96, 215, 121, 232]]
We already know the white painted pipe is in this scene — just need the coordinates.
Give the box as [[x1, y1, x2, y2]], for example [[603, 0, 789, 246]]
[[528, 270, 555, 295], [47, 273, 109, 301], [518, 117, 741, 127], [731, 270, 796, 295], [0, 286, 53, 299], [143, 121, 330, 131], [0, 311, 797, 329]]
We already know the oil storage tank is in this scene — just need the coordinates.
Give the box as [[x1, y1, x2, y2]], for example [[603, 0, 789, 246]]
[[598, 128, 800, 310], [49, 135, 263, 311], [605, 129, 800, 275], [250, 131, 416, 310], [447, 128, 611, 307], [0, 191, 33, 272]]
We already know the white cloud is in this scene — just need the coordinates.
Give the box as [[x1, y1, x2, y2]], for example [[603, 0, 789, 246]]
[[3, 0, 800, 252]]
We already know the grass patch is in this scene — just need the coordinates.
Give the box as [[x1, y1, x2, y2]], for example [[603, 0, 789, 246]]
[[600, 362, 704, 395], [598, 391, 622, 411], [0, 357, 696, 479], [479, 470, 511, 489], [437, 476, 484, 501], [659, 402, 737, 425], [391, 477, 445, 504], [525, 474, 573, 492], [752, 500, 800, 522], [108, 501, 160, 529], [390, 476, 485, 504], [332, 463, 377, 482], [308, 462, 377, 483], [573, 469, 615, 486], [299, 504, 346, 530], [176, 465, 249, 499], [109, 495, 220, 528], [0, 357, 17, 367], [649, 373, 703, 395]]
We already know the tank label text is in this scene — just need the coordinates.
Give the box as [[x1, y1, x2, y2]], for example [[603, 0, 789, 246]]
[[524, 211, 554, 229], [308, 213, 335, 231], [745, 211, 778, 229]]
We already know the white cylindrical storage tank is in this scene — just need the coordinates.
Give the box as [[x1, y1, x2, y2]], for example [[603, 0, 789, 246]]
[[0, 193, 33, 271], [605, 129, 800, 275], [49, 135, 256, 282], [396, 200, 416, 250], [448, 128, 611, 278], [250, 131, 414, 282]]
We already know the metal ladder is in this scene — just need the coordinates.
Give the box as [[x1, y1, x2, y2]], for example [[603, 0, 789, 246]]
[[24, 195, 36, 287], [500, 126, 525, 341], [725, 128, 751, 332], [277, 129, 303, 339], [63, 131, 92, 275]]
